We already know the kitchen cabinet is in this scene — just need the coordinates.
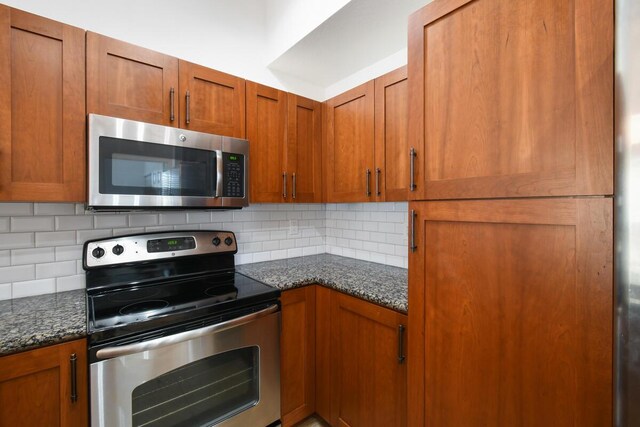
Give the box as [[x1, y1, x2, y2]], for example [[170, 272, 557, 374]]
[[87, 32, 179, 127], [280, 287, 316, 427], [374, 66, 409, 202], [0, 6, 85, 202], [286, 93, 323, 203], [246, 81, 288, 203], [314, 285, 333, 424], [407, 198, 612, 426], [179, 60, 245, 137], [407, 0, 613, 200], [330, 291, 407, 427], [87, 34, 246, 138], [324, 81, 375, 202], [0, 338, 88, 426]]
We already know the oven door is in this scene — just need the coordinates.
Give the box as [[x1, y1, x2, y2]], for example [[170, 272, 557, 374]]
[[90, 305, 280, 427]]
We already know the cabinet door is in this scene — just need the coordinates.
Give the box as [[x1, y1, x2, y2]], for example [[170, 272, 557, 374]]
[[281, 287, 316, 427], [408, 198, 612, 426], [287, 94, 322, 203], [315, 286, 332, 424], [408, 0, 613, 200], [0, 7, 85, 202], [325, 81, 375, 203], [246, 82, 287, 203], [374, 67, 409, 202], [0, 339, 88, 426], [178, 60, 245, 137], [87, 32, 178, 126], [331, 292, 407, 427]]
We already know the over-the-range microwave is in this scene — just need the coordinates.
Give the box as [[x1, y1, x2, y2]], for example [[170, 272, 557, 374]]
[[87, 114, 249, 210]]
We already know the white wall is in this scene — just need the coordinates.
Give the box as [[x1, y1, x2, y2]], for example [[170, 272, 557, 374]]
[[0, 202, 408, 300]]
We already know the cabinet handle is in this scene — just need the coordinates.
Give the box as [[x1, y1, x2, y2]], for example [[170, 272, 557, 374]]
[[398, 325, 406, 364], [292, 173, 297, 199], [169, 87, 175, 122], [185, 90, 191, 124], [410, 147, 416, 191], [375, 168, 381, 196], [366, 169, 371, 197], [70, 353, 78, 403], [410, 209, 417, 252], [283, 172, 287, 199]]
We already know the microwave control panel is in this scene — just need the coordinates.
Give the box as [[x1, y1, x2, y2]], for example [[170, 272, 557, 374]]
[[222, 153, 245, 198]]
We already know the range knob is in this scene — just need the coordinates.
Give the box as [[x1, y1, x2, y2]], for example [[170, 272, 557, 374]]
[[212, 237, 221, 246], [92, 247, 105, 259], [112, 245, 124, 255], [224, 237, 233, 246]]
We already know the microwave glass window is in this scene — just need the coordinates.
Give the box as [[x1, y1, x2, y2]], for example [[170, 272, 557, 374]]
[[99, 137, 217, 197]]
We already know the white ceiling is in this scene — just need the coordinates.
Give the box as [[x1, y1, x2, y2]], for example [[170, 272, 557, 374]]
[[268, 0, 429, 89]]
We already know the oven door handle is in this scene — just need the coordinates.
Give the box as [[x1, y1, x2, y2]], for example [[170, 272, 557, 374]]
[[95, 304, 279, 360]]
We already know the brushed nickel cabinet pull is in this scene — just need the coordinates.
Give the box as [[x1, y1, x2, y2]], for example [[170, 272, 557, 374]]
[[366, 169, 371, 197], [292, 173, 297, 199], [169, 87, 175, 122], [283, 172, 287, 199], [70, 353, 78, 403], [410, 209, 417, 252], [410, 147, 417, 191], [185, 90, 191, 124], [398, 325, 406, 364]]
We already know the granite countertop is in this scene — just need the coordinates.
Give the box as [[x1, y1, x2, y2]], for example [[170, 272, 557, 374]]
[[0, 289, 86, 356], [237, 254, 408, 313]]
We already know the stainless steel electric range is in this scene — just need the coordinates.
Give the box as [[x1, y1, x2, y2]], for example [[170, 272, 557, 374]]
[[83, 230, 281, 427]]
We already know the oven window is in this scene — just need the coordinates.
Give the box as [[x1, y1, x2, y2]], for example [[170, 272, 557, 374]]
[[131, 346, 259, 427], [99, 136, 217, 197]]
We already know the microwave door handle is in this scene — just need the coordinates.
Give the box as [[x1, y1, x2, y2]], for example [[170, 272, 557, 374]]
[[215, 150, 223, 198], [95, 304, 279, 360]]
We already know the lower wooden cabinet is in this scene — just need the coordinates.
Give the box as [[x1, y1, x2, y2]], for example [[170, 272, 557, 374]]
[[281, 286, 408, 427], [281, 287, 316, 426], [0, 338, 88, 427], [408, 198, 613, 426]]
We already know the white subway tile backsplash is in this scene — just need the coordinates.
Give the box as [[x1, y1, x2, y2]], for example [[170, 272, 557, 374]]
[[11, 216, 54, 232], [35, 231, 76, 247], [11, 248, 55, 265], [12, 278, 55, 298], [0, 202, 407, 300]]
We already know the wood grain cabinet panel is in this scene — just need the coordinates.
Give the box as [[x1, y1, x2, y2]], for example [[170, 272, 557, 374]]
[[246, 82, 287, 203], [280, 287, 316, 427], [331, 291, 407, 427], [374, 67, 409, 202], [408, 0, 613, 199], [0, 7, 85, 202], [86, 32, 178, 126], [324, 81, 375, 203], [287, 94, 322, 203], [179, 60, 245, 137], [408, 198, 612, 426], [0, 339, 88, 427]]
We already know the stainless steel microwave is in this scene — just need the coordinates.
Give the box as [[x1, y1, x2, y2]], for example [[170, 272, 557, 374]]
[[88, 114, 249, 210]]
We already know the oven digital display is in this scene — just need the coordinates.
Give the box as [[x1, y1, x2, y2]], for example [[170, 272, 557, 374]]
[[147, 237, 196, 253]]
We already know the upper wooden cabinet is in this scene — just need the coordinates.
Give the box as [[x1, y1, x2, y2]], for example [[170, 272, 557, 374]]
[[0, 7, 85, 202], [408, 198, 612, 426], [331, 291, 407, 427], [287, 93, 322, 203], [179, 60, 245, 137], [0, 338, 88, 426], [408, 0, 613, 200], [375, 67, 409, 202], [280, 287, 316, 427], [246, 82, 288, 203], [87, 32, 179, 126], [325, 81, 376, 202]]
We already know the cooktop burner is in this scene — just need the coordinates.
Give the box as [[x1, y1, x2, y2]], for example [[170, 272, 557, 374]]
[[119, 300, 169, 315]]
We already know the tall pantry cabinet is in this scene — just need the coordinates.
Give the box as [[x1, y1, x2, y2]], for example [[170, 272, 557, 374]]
[[407, 0, 614, 425]]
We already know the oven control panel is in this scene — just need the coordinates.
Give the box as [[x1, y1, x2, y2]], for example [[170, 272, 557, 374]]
[[83, 231, 237, 269]]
